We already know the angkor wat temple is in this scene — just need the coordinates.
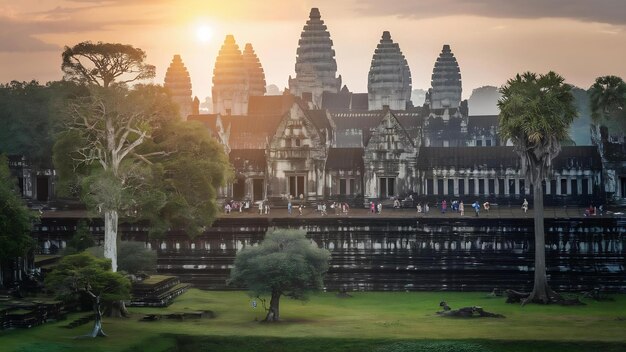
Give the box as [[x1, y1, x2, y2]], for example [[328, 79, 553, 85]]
[[161, 8, 621, 207]]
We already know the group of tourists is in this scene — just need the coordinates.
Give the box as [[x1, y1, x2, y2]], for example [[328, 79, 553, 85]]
[[369, 201, 383, 214], [223, 200, 250, 214]]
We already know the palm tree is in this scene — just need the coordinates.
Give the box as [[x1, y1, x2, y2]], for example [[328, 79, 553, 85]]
[[498, 72, 577, 304], [589, 75, 626, 139]]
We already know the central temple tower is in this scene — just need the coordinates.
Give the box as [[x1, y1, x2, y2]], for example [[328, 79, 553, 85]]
[[288, 8, 341, 107], [367, 31, 412, 110]]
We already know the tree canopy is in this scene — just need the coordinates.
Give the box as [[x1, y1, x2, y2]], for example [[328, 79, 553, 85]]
[[229, 229, 330, 321], [0, 155, 35, 261], [0, 80, 85, 168], [87, 241, 157, 275], [589, 75, 626, 133], [45, 252, 130, 337], [498, 71, 576, 304], [62, 41, 155, 88]]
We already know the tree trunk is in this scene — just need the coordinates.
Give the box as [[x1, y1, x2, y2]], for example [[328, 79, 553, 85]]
[[107, 300, 129, 318], [524, 184, 559, 304], [264, 290, 280, 322], [87, 295, 106, 338], [104, 210, 118, 272]]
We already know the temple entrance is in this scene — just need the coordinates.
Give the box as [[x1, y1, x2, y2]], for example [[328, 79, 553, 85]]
[[233, 178, 245, 200], [289, 175, 306, 199], [36, 175, 49, 201], [378, 177, 395, 198], [252, 179, 264, 201]]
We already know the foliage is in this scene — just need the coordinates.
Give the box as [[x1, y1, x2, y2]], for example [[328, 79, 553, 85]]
[[0, 80, 85, 169], [44, 252, 130, 303], [588, 75, 626, 132], [61, 41, 156, 88], [63, 220, 95, 255], [229, 229, 330, 306], [0, 155, 35, 260], [86, 241, 157, 275], [498, 71, 577, 183], [141, 120, 233, 237]]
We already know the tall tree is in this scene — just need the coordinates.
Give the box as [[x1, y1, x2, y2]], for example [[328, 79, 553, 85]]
[[229, 229, 330, 322], [589, 75, 626, 137], [62, 42, 155, 88], [54, 85, 176, 271], [498, 71, 576, 304], [45, 252, 130, 338], [0, 155, 35, 286]]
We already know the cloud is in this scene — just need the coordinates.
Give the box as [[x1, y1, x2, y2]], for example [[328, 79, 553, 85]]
[[354, 0, 626, 26]]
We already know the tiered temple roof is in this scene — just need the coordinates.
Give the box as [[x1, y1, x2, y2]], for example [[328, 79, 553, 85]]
[[289, 8, 341, 107], [430, 44, 462, 109], [212, 35, 249, 115], [367, 31, 412, 111], [164, 55, 193, 119], [243, 43, 266, 97]]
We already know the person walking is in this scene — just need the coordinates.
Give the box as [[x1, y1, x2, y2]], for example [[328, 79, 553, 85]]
[[287, 201, 292, 215], [370, 201, 376, 214], [522, 198, 529, 213], [459, 201, 464, 216], [472, 201, 480, 217], [441, 199, 448, 214], [377, 202, 382, 214]]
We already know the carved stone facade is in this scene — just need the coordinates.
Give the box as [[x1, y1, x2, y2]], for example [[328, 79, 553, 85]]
[[429, 44, 462, 110], [164, 54, 193, 120], [289, 8, 341, 108], [367, 31, 412, 111], [362, 108, 420, 199]]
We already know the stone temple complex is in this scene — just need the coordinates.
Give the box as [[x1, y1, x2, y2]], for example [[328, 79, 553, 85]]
[[9, 7, 624, 208], [181, 7, 625, 206], [367, 31, 412, 111], [288, 8, 342, 108], [164, 54, 194, 119]]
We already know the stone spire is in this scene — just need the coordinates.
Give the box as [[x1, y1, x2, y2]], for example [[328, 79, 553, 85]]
[[288, 7, 341, 107], [243, 43, 266, 97], [430, 44, 462, 109], [164, 55, 193, 120], [212, 35, 249, 115], [367, 31, 412, 111]]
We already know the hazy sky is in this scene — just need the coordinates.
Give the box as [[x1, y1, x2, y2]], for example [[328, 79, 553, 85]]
[[1, 0, 626, 100]]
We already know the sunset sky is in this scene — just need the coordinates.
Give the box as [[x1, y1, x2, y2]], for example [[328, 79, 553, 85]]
[[1, 0, 626, 100]]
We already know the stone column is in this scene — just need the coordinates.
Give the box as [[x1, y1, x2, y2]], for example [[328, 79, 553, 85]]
[[443, 178, 449, 196], [556, 177, 561, 195], [434, 175, 439, 195], [566, 177, 572, 195]]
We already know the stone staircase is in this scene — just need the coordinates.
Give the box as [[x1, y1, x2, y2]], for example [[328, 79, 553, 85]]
[[128, 275, 190, 307]]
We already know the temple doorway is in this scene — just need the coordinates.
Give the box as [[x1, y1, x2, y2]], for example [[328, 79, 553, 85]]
[[36, 176, 49, 201], [252, 179, 264, 201], [233, 177, 245, 200], [289, 175, 306, 199], [621, 177, 626, 198], [378, 177, 395, 198]]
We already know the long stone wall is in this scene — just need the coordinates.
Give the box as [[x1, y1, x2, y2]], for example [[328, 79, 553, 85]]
[[154, 217, 626, 292]]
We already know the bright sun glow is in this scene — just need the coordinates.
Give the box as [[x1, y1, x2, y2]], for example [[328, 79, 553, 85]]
[[196, 25, 213, 43]]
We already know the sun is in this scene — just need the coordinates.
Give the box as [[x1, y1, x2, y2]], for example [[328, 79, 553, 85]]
[[196, 24, 213, 43]]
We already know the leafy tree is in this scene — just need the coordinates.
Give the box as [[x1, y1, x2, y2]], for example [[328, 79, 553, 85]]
[[53, 84, 174, 272], [0, 155, 35, 271], [62, 41, 155, 88], [229, 229, 330, 322], [498, 72, 576, 304], [64, 220, 95, 255], [45, 252, 130, 337], [0, 80, 85, 169]]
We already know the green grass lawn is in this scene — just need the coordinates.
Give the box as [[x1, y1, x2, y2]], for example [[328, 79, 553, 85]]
[[1, 289, 626, 352]]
